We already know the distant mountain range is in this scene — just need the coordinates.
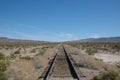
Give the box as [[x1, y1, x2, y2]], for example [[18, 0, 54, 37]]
[[0, 37, 120, 43], [72, 37, 120, 42], [0, 37, 47, 43]]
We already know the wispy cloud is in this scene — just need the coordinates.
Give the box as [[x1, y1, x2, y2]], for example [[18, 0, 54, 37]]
[[84, 33, 100, 38], [18, 24, 41, 30], [53, 33, 79, 41], [0, 22, 100, 41], [0, 30, 79, 41], [0, 20, 80, 41], [91, 34, 100, 38]]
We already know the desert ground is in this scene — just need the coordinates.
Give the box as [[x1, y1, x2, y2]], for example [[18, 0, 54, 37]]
[[0, 42, 120, 80]]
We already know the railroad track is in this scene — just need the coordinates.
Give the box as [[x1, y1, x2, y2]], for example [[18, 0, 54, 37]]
[[39, 46, 80, 80]]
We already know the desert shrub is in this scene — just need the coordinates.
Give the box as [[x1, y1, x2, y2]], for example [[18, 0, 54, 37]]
[[0, 61, 7, 72], [14, 50, 20, 54], [78, 54, 107, 70], [0, 53, 5, 60], [18, 48, 22, 50], [94, 58, 103, 62], [39, 50, 44, 56], [5, 47, 9, 50], [93, 70, 120, 80], [86, 48, 98, 55], [30, 49, 36, 53], [10, 50, 20, 59], [32, 56, 42, 69], [21, 56, 32, 60], [10, 54, 16, 59], [0, 71, 4, 80], [114, 43, 120, 50], [41, 46, 49, 50], [0, 60, 8, 79], [36, 46, 48, 56]]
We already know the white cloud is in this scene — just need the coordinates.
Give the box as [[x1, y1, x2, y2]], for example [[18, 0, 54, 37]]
[[53, 33, 79, 42], [90, 34, 100, 38], [0, 22, 79, 41], [64, 33, 74, 38], [84, 33, 100, 39], [9, 31, 79, 42]]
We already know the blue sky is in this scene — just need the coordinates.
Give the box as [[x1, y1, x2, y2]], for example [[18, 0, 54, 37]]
[[0, 0, 120, 41]]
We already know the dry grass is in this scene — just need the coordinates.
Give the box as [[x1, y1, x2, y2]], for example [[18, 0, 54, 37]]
[[64, 44, 119, 80], [4, 60, 37, 80]]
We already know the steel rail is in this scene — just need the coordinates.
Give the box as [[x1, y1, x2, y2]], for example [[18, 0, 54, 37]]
[[63, 46, 80, 80], [43, 46, 80, 80]]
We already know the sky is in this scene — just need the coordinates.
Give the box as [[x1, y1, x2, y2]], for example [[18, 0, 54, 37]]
[[0, 0, 120, 42]]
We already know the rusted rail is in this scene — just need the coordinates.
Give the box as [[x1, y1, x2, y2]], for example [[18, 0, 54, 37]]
[[63, 46, 80, 79], [39, 46, 80, 80]]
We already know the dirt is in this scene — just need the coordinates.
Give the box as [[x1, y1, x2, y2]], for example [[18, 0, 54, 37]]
[[5, 60, 37, 80], [64, 45, 105, 80], [1, 44, 120, 80], [1, 45, 58, 80], [94, 53, 120, 65]]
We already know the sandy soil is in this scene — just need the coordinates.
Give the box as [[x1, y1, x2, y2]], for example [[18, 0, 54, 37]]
[[5, 60, 37, 80], [94, 53, 120, 64], [3, 45, 58, 80]]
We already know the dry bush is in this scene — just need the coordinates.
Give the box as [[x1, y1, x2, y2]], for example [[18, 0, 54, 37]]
[[10, 50, 21, 59], [64, 44, 117, 71], [32, 56, 42, 69], [0, 53, 9, 80], [86, 48, 98, 55], [21, 56, 32, 60], [30, 49, 36, 53], [93, 70, 120, 80], [78, 55, 105, 70], [4, 60, 37, 80]]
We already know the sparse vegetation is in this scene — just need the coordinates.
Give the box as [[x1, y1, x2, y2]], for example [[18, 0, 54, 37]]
[[36, 46, 49, 56], [10, 53, 16, 59], [0, 54, 9, 79], [0, 53, 5, 60], [38, 51, 44, 56], [30, 49, 36, 53], [32, 56, 42, 69], [0, 38, 58, 79], [78, 55, 107, 70], [0, 40, 120, 80], [66, 42, 120, 50], [93, 70, 120, 80], [86, 48, 98, 55], [21, 56, 32, 60], [14, 50, 20, 54], [114, 43, 120, 51], [10, 50, 20, 59]]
